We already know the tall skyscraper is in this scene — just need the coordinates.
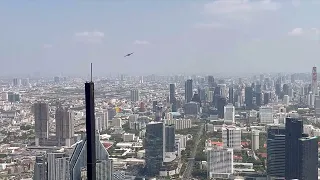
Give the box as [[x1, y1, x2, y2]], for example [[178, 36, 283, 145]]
[[34, 155, 47, 180], [312, 66, 318, 96], [208, 75, 214, 88], [130, 89, 140, 102], [217, 96, 227, 119], [198, 87, 206, 102], [165, 125, 175, 152], [284, 117, 318, 179], [264, 92, 270, 105], [228, 87, 234, 104], [267, 125, 286, 179], [169, 83, 176, 104], [55, 106, 74, 147], [285, 118, 303, 180], [47, 152, 66, 180], [69, 132, 113, 180], [145, 122, 165, 176], [12, 78, 21, 87], [34, 102, 49, 146], [245, 87, 253, 109], [152, 101, 158, 112], [214, 86, 221, 96], [298, 136, 318, 180], [185, 79, 193, 103], [255, 92, 262, 107], [85, 80, 96, 180]]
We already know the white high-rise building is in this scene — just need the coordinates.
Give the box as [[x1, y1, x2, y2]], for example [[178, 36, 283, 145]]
[[278, 107, 287, 124], [96, 111, 108, 132], [259, 106, 273, 124], [207, 147, 233, 179], [251, 130, 260, 151], [222, 127, 241, 150], [164, 119, 192, 130], [224, 103, 235, 123]]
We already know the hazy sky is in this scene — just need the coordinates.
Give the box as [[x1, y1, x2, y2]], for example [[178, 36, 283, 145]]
[[1, 0, 320, 76]]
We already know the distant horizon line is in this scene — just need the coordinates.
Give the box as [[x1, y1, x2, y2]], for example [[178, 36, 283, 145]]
[[0, 71, 316, 79]]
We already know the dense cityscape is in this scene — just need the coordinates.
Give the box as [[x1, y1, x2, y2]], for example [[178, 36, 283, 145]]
[[2, 0, 320, 180], [0, 70, 318, 180]]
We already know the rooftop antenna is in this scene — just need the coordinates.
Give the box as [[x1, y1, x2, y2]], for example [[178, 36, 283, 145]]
[[90, 63, 93, 82]]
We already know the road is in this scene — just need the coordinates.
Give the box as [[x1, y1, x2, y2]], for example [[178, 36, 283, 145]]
[[182, 123, 204, 179]]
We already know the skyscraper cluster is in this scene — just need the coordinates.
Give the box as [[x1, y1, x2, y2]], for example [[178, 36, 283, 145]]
[[34, 102, 74, 147], [267, 118, 318, 179], [144, 122, 177, 177]]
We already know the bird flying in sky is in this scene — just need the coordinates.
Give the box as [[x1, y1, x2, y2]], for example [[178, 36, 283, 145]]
[[124, 52, 134, 57]]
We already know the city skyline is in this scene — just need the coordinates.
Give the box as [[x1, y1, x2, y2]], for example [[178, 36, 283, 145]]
[[1, 0, 320, 75]]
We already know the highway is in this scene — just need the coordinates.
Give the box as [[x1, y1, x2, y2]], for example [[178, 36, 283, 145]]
[[182, 123, 204, 179]]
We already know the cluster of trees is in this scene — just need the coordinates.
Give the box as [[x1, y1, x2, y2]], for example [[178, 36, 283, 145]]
[[176, 126, 201, 135], [192, 127, 209, 178], [241, 150, 265, 172], [20, 125, 33, 131]]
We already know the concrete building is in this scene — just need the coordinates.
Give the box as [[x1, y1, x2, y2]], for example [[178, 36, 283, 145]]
[[164, 119, 192, 130], [207, 147, 233, 179], [34, 102, 49, 146], [185, 79, 193, 103], [259, 106, 273, 124], [165, 125, 175, 152], [267, 125, 286, 179], [34, 156, 47, 180], [184, 102, 200, 115], [122, 133, 135, 142], [95, 111, 108, 132], [47, 152, 66, 180], [222, 127, 241, 150], [55, 157, 69, 180], [130, 89, 139, 102], [145, 122, 165, 176], [251, 130, 260, 151], [55, 107, 74, 147], [224, 103, 235, 123]]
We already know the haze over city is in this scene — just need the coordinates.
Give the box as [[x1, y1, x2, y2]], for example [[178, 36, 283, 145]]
[[1, 0, 320, 76], [2, 1, 320, 180]]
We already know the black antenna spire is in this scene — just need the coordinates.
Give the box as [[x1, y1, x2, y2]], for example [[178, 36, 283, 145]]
[[90, 63, 93, 82]]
